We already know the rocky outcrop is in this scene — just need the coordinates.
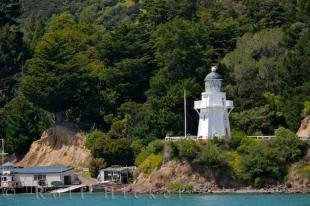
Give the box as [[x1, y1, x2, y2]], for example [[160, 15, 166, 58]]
[[126, 160, 225, 193], [286, 162, 310, 192], [17, 122, 91, 169], [297, 116, 310, 138], [127, 158, 310, 194]]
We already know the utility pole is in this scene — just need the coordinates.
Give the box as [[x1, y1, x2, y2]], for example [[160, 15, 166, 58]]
[[1, 138, 7, 175], [184, 90, 187, 138]]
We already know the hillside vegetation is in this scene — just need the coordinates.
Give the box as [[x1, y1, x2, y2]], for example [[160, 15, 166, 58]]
[[0, 0, 309, 186], [130, 128, 309, 190]]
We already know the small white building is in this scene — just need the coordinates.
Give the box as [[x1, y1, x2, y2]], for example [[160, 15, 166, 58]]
[[0, 162, 76, 188], [194, 66, 234, 139], [97, 166, 135, 184]]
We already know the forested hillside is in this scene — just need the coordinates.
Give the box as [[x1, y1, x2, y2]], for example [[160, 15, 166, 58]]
[[0, 0, 309, 160]]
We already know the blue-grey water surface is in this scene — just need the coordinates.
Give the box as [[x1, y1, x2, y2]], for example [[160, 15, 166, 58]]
[[0, 193, 309, 206]]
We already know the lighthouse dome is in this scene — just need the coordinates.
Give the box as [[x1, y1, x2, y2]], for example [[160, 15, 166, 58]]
[[204, 66, 222, 92], [204, 66, 222, 81]]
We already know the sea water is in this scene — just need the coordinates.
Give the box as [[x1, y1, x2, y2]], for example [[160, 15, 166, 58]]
[[0, 193, 309, 206]]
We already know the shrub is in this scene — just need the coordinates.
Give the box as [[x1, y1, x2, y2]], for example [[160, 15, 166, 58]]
[[254, 177, 264, 188], [174, 139, 199, 159], [231, 105, 276, 135], [168, 182, 193, 192], [86, 130, 105, 149], [193, 143, 227, 171], [92, 136, 134, 166], [168, 182, 183, 191], [303, 101, 310, 116], [134, 139, 165, 166], [209, 137, 232, 150], [135, 148, 150, 166], [227, 151, 242, 177], [275, 127, 306, 163], [108, 119, 128, 139], [138, 153, 163, 174], [298, 163, 310, 179], [237, 140, 284, 185], [130, 139, 145, 157], [230, 130, 247, 149], [147, 139, 165, 154], [88, 158, 106, 178]]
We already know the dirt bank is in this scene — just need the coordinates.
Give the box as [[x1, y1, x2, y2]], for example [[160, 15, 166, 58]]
[[17, 122, 91, 169]]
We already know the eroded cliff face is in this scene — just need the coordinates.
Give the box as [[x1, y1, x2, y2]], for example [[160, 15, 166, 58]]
[[127, 159, 310, 193], [17, 123, 91, 169], [126, 160, 236, 193], [297, 116, 310, 138]]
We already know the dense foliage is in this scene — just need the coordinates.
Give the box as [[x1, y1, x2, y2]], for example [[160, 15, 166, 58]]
[[1, 95, 52, 154], [21, 13, 104, 121], [129, 127, 307, 187], [0, 0, 27, 108]]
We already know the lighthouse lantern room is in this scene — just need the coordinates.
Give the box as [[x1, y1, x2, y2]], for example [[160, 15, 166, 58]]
[[194, 66, 234, 139]]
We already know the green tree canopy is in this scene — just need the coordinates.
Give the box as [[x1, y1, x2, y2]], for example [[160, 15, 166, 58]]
[[0, 0, 27, 107], [275, 127, 306, 163], [140, 0, 198, 25], [99, 23, 156, 106], [0, 0, 21, 25], [2, 95, 52, 154], [92, 134, 134, 166], [21, 13, 105, 119], [236, 139, 284, 186], [223, 28, 285, 110]]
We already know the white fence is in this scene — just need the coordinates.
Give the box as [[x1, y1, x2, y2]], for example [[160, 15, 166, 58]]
[[165, 136, 198, 141], [247, 136, 276, 140]]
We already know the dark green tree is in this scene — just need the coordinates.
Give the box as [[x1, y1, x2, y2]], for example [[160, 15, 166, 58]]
[[223, 28, 285, 111], [21, 13, 105, 122], [237, 139, 284, 186], [231, 105, 278, 135], [244, 0, 296, 30], [140, 0, 198, 25], [279, 24, 310, 130], [99, 23, 156, 106], [119, 102, 157, 142], [193, 143, 227, 172], [275, 127, 306, 163], [297, 0, 310, 26], [78, 0, 140, 30], [0, 0, 20, 25], [2, 95, 52, 154], [92, 134, 134, 166], [0, 0, 27, 107]]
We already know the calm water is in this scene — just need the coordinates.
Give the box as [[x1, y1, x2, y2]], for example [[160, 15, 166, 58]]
[[0, 193, 309, 206]]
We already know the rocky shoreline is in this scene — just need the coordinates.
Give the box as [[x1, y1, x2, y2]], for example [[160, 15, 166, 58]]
[[91, 183, 309, 195]]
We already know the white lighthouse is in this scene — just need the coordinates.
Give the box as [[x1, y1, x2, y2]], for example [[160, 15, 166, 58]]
[[194, 66, 234, 139]]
